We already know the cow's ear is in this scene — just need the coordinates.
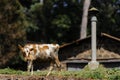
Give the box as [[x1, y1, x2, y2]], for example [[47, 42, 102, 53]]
[[18, 44, 23, 51]]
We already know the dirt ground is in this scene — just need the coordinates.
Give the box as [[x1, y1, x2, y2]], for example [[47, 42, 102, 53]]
[[0, 74, 93, 80]]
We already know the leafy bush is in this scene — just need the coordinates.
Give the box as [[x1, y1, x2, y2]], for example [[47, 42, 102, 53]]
[[107, 68, 120, 80], [78, 65, 107, 79]]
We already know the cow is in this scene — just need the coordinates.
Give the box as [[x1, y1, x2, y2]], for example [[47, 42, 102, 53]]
[[18, 43, 62, 76]]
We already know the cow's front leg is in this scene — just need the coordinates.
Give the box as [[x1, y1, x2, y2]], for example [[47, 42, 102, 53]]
[[31, 64, 33, 75], [27, 60, 33, 75], [27, 61, 30, 72], [46, 62, 54, 77]]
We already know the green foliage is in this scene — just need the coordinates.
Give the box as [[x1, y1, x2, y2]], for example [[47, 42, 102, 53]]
[[80, 65, 107, 79], [107, 68, 120, 80], [91, 0, 120, 36], [0, 0, 29, 67], [51, 14, 71, 39], [27, 3, 43, 32], [22, 0, 120, 43], [52, 14, 71, 29], [24, 0, 82, 43]]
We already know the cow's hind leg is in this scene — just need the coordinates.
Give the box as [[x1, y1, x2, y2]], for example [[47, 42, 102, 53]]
[[54, 55, 62, 70], [50, 53, 61, 69], [53, 57, 63, 76]]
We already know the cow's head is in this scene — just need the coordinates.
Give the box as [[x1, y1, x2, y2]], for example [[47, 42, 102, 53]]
[[18, 44, 34, 61]]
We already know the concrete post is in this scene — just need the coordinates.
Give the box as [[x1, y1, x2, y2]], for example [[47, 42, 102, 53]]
[[88, 16, 99, 70], [91, 16, 97, 61]]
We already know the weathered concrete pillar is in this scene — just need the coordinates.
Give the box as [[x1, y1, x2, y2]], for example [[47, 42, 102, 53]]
[[91, 16, 97, 61], [88, 15, 99, 70]]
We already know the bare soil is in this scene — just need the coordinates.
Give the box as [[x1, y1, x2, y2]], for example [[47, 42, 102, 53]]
[[0, 74, 93, 80]]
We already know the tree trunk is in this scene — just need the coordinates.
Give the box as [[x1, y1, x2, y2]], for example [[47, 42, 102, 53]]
[[40, 0, 43, 4], [80, 0, 91, 39]]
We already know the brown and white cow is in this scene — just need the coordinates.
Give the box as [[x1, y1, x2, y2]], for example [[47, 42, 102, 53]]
[[18, 43, 61, 76]]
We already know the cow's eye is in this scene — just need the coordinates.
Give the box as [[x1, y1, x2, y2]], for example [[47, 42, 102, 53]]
[[23, 52, 26, 57]]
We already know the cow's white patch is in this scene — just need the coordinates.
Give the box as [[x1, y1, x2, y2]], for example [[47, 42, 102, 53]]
[[24, 48, 29, 57], [36, 44, 40, 57]]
